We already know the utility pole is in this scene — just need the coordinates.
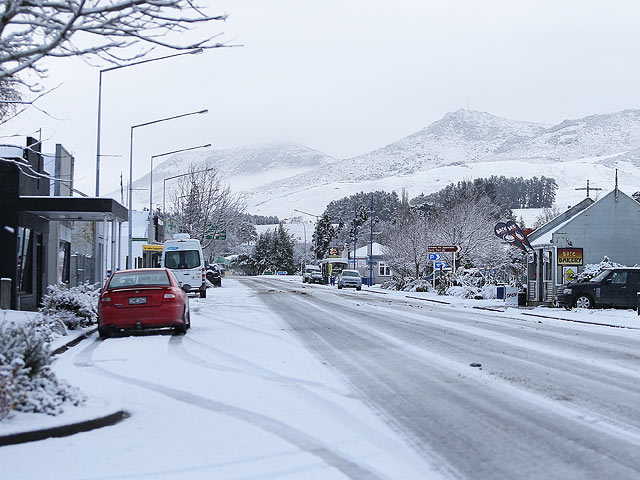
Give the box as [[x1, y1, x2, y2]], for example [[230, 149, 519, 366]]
[[575, 179, 602, 199], [369, 195, 374, 287], [353, 207, 357, 269]]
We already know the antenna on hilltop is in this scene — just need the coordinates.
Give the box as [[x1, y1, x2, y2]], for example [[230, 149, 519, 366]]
[[615, 168, 619, 201]]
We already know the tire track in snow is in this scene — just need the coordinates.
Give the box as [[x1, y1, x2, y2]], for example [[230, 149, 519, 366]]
[[72, 338, 386, 480]]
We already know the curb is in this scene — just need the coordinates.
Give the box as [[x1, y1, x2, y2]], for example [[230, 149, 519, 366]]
[[52, 328, 97, 356], [0, 409, 128, 447]]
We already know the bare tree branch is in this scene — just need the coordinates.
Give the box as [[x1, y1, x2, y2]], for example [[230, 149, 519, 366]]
[[0, 1, 229, 90]]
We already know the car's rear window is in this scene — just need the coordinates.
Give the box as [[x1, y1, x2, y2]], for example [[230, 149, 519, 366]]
[[109, 271, 171, 288], [164, 250, 201, 269]]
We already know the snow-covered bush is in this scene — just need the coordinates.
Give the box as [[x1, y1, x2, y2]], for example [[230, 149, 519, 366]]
[[0, 317, 84, 420], [39, 282, 100, 330], [446, 285, 482, 299], [574, 256, 627, 283], [381, 277, 432, 292]]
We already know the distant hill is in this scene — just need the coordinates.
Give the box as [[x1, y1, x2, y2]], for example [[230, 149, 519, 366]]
[[122, 109, 640, 218]]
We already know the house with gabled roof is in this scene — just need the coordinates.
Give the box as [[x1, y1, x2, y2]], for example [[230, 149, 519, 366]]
[[526, 188, 640, 304]]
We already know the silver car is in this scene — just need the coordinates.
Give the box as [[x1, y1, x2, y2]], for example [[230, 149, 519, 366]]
[[337, 269, 362, 290]]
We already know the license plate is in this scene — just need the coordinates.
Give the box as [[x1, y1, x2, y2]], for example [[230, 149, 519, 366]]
[[128, 296, 147, 305]]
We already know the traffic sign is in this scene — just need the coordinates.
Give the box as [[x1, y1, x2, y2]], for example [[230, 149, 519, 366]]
[[428, 245, 459, 253], [428, 253, 441, 261], [434, 261, 448, 270]]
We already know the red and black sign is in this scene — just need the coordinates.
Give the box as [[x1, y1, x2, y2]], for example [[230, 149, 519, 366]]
[[494, 220, 532, 252]]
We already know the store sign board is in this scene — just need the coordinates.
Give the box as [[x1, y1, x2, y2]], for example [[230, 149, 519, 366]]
[[557, 248, 583, 265]]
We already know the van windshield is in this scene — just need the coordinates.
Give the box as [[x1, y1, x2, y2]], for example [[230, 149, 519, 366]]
[[165, 250, 201, 269]]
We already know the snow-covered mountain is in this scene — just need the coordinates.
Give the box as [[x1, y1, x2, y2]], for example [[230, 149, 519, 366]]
[[246, 109, 640, 217], [127, 142, 336, 209], [125, 109, 640, 219]]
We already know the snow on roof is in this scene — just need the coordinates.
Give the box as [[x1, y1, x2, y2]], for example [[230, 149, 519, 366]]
[[355, 242, 385, 257]]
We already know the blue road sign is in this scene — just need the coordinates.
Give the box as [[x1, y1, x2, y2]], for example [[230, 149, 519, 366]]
[[434, 261, 448, 270], [428, 253, 441, 261]]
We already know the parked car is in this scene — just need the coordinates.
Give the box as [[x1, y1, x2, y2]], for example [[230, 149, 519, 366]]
[[337, 269, 362, 290], [206, 263, 222, 287], [97, 268, 190, 338], [557, 267, 640, 309], [161, 234, 207, 298], [303, 265, 322, 284]]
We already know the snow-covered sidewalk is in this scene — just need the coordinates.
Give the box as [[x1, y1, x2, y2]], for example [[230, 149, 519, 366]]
[[275, 274, 640, 330]]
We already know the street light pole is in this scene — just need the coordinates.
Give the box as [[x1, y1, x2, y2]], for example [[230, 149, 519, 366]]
[[127, 109, 208, 267], [293, 209, 321, 262], [94, 47, 202, 280], [148, 144, 211, 244], [162, 167, 216, 222]]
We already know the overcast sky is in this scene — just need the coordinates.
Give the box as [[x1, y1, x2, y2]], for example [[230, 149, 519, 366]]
[[3, 0, 640, 195]]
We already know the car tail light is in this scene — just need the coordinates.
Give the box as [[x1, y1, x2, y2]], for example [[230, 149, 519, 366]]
[[101, 296, 111, 302], [202, 267, 205, 281], [164, 293, 176, 299]]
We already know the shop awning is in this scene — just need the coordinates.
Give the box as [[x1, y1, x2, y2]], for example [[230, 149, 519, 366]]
[[18, 196, 128, 222]]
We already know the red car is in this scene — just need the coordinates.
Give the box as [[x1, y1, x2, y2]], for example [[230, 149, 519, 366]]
[[98, 268, 190, 338]]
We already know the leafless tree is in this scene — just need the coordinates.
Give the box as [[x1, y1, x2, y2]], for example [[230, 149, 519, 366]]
[[169, 163, 245, 252], [531, 204, 562, 230], [0, 78, 21, 122], [0, 0, 228, 90], [429, 195, 502, 269], [382, 212, 431, 279]]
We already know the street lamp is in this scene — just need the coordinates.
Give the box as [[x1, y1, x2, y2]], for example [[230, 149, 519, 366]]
[[162, 167, 216, 227], [148, 143, 211, 243], [95, 48, 203, 196], [128, 109, 208, 266], [94, 47, 202, 280], [293, 209, 321, 261]]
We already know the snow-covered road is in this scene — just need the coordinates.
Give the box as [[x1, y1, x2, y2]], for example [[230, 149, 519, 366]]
[[3, 276, 640, 479]]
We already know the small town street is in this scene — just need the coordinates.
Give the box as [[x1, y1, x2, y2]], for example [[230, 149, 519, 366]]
[[4, 277, 640, 480]]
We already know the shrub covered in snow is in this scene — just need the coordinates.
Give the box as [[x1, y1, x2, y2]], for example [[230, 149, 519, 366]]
[[39, 282, 100, 330], [574, 256, 628, 283], [0, 317, 84, 420], [381, 277, 432, 292]]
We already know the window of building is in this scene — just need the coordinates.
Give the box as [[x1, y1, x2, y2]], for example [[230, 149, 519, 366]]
[[378, 261, 391, 276], [17, 227, 33, 293]]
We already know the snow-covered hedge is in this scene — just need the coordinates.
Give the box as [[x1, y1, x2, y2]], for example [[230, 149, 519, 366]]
[[381, 277, 432, 292], [39, 282, 100, 330], [0, 317, 84, 420], [574, 257, 626, 283]]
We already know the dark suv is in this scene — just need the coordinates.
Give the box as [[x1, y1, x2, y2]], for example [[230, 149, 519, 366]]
[[205, 263, 222, 287], [557, 268, 640, 309]]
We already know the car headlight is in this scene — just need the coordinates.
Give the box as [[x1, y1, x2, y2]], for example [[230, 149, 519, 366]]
[[563, 288, 572, 294]]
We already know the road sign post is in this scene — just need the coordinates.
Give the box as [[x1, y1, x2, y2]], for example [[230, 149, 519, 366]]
[[428, 245, 459, 276]]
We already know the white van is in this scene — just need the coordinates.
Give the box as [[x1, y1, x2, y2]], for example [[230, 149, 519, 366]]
[[161, 234, 207, 298]]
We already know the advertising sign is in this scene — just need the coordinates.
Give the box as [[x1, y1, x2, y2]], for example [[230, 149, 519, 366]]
[[494, 220, 532, 252], [562, 266, 577, 283], [142, 244, 163, 252], [557, 248, 583, 265]]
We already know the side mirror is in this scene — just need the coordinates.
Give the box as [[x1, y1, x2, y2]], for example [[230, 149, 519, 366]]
[[604, 278, 612, 285]]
